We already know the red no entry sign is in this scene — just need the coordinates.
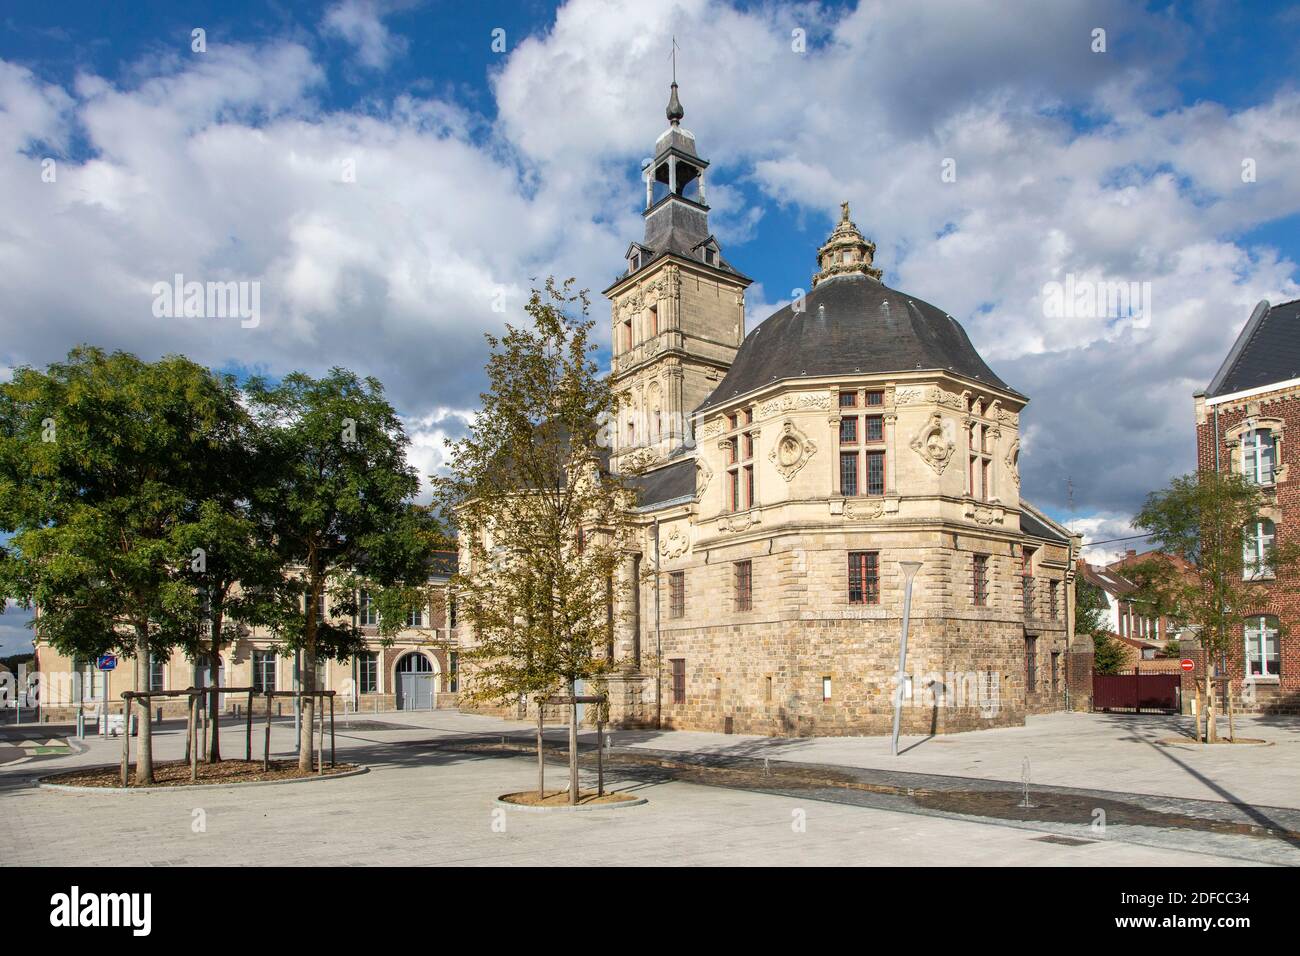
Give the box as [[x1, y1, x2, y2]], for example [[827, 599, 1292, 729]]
[[1180, 658, 1195, 672]]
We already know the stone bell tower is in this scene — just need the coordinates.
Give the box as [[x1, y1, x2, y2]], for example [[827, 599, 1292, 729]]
[[603, 80, 751, 472]]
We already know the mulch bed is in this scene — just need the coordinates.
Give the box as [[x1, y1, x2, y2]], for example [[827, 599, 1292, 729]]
[[43, 759, 360, 789], [499, 789, 640, 807], [1155, 737, 1269, 746]]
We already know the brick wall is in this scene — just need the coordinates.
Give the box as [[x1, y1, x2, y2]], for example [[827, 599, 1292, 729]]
[[1196, 388, 1300, 713]]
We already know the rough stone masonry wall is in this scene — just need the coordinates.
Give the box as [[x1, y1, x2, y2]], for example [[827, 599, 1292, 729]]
[[1196, 388, 1300, 713], [622, 533, 1072, 737]]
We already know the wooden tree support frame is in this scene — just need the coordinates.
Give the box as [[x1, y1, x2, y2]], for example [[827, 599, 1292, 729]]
[[118, 688, 337, 786], [537, 693, 609, 803]]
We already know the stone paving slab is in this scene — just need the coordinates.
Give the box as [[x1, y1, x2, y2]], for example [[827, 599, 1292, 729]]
[[1, 711, 1292, 866], [0, 731, 1262, 867], [369, 710, 1300, 811]]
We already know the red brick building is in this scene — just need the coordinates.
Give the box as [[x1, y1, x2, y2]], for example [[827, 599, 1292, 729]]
[[1194, 297, 1300, 713]]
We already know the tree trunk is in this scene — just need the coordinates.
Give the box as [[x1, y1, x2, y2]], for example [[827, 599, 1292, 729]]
[[298, 643, 315, 771], [568, 678, 578, 806], [1226, 670, 1236, 743], [134, 633, 154, 785], [208, 608, 223, 762], [1205, 663, 1218, 744], [537, 703, 545, 797]]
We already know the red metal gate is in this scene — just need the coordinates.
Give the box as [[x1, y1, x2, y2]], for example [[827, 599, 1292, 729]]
[[1092, 670, 1181, 714]]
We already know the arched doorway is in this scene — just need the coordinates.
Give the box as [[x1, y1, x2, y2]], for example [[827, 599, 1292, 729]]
[[395, 652, 437, 711]]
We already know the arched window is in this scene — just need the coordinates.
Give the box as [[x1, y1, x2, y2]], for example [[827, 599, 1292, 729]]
[[1243, 518, 1276, 579], [1244, 615, 1280, 678], [1242, 428, 1277, 485]]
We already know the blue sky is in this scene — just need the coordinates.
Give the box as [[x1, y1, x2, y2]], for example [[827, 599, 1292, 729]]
[[3, 0, 1300, 654]]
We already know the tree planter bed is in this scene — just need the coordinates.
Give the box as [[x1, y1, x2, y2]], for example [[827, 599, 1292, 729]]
[[38, 760, 366, 792], [496, 790, 646, 811]]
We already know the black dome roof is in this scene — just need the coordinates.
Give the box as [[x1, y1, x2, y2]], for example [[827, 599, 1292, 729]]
[[697, 273, 1018, 411]]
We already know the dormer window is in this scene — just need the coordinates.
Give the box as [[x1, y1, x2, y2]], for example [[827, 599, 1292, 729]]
[[704, 247, 715, 266], [630, 253, 640, 272]]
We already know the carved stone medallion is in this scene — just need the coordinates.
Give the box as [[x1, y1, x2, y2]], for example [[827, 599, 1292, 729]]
[[768, 419, 817, 481]]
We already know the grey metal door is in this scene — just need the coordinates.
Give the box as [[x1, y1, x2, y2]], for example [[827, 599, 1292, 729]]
[[396, 653, 435, 710]]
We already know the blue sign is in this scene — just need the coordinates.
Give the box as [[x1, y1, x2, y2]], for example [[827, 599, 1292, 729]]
[[97, 654, 117, 671]]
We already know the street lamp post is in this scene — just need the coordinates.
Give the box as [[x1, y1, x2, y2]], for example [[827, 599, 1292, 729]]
[[891, 561, 923, 756]]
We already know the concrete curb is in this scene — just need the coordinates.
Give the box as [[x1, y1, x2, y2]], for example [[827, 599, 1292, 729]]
[[495, 792, 647, 812], [36, 763, 370, 793]]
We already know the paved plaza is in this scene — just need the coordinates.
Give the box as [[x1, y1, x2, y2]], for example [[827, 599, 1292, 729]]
[[2, 710, 1297, 866]]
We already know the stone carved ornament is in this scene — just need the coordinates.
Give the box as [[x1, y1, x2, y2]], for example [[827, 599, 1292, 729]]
[[757, 392, 831, 418], [659, 525, 689, 559], [769, 419, 817, 481], [966, 504, 1004, 526], [1005, 439, 1020, 486], [717, 510, 760, 533], [844, 499, 886, 520], [694, 457, 713, 500], [910, 413, 956, 475]]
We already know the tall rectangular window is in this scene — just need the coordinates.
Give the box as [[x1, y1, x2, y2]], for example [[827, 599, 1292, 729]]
[[671, 658, 686, 704], [76, 660, 104, 702], [839, 417, 858, 443], [1243, 519, 1276, 579], [1245, 616, 1281, 677], [149, 656, 166, 692], [1243, 428, 1277, 485], [1050, 651, 1060, 695], [1025, 636, 1038, 692], [407, 604, 425, 628], [822, 676, 833, 701], [1049, 580, 1059, 620], [252, 650, 277, 692], [973, 555, 989, 607], [726, 412, 756, 511], [1021, 547, 1035, 617], [865, 451, 885, 496], [357, 651, 378, 694], [839, 452, 859, 496], [864, 390, 884, 406], [360, 588, 379, 626], [848, 551, 880, 604], [734, 560, 753, 612], [669, 571, 685, 619], [864, 415, 884, 442]]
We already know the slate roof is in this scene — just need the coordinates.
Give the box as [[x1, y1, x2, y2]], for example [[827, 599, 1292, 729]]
[[1206, 298, 1300, 398], [697, 273, 1017, 411], [1020, 504, 1070, 545], [632, 456, 695, 509]]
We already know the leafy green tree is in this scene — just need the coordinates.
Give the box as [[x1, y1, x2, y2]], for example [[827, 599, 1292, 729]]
[[1075, 576, 1126, 674], [0, 348, 238, 782], [246, 368, 440, 770], [436, 279, 636, 804], [1091, 632, 1129, 675], [1129, 470, 1300, 742], [174, 495, 287, 762]]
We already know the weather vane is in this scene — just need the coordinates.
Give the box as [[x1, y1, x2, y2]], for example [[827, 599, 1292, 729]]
[[669, 35, 680, 83]]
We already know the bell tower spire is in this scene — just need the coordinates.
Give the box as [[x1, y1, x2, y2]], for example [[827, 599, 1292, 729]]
[[602, 66, 752, 471], [666, 36, 684, 125]]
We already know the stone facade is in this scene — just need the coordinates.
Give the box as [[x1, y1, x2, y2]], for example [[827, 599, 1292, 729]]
[[454, 84, 1085, 737], [32, 579, 458, 724]]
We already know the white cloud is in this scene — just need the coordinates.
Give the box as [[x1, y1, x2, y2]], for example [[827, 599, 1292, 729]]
[[2, 0, 1299, 532], [322, 0, 409, 71]]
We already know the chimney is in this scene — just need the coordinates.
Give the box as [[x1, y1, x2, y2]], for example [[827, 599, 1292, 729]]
[[1125, 548, 1136, 559]]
